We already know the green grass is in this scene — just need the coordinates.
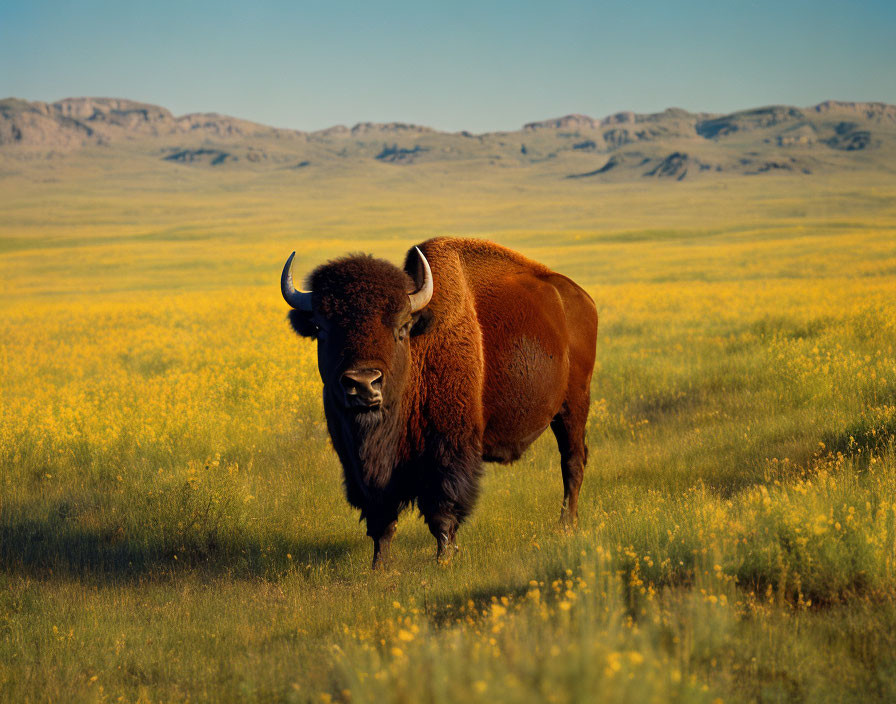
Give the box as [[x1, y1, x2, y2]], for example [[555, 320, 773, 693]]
[[1, 160, 896, 702]]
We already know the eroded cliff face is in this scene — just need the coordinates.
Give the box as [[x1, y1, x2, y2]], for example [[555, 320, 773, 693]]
[[2, 96, 895, 180]]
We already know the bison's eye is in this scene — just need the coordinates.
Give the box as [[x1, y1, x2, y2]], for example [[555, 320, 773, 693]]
[[397, 321, 411, 342], [312, 318, 333, 339]]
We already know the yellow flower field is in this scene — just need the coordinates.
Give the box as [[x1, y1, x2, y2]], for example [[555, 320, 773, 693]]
[[1, 164, 895, 702]]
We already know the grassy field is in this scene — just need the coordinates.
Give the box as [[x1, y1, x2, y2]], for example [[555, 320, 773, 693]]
[[2, 158, 896, 702]]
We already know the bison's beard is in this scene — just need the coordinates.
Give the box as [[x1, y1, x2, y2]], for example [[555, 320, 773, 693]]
[[324, 388, 407, 496], [351, 405, 384, 430], [355, 399, 406, 490]]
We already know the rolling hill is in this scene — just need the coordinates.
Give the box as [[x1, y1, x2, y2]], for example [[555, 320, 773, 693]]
[[2, 96, 895, 181]]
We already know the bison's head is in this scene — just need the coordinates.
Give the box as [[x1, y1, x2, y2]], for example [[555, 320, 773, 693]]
[[281, 248, 433, 414]]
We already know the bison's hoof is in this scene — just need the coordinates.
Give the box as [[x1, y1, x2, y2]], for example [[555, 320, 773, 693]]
[[559, 513, 578, 533], [436, 542, 460, 565]]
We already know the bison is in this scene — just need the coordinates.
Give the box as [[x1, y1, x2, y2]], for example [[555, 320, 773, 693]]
[[281, 237, 597, 567]]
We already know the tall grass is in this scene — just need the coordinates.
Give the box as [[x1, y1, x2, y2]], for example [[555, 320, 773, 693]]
[[1, 167, 895, 701]]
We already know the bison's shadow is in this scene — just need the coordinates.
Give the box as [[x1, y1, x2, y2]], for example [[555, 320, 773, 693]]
[[0, 506, 353, 582]]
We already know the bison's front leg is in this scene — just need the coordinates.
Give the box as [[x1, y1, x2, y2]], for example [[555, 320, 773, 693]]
[[366, 510, 399, 570], [427, 515, 459, 564], [420, 452, 481, 565]]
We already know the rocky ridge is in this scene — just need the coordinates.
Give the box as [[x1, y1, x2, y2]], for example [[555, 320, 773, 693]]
[[2, 97, 895, 180]]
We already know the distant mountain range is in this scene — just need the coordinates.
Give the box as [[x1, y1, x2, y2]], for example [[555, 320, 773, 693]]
[[2, 97, 895, 180]]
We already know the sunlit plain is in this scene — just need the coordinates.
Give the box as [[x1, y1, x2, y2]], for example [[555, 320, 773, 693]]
[[1, 159, 896, 702]]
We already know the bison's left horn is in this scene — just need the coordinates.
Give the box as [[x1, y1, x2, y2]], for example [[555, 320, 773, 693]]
[[281, 252, 313, 312], [407, 247, 433, 313]]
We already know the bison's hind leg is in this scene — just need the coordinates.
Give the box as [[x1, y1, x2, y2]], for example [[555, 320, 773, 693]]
[[550, 397, 589, 527]]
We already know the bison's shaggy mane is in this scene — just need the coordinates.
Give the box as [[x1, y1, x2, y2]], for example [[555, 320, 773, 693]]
[[308, 254, 414, 324]]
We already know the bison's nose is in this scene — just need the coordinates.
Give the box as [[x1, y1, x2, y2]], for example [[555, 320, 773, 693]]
[[340, 369, 384, 407]]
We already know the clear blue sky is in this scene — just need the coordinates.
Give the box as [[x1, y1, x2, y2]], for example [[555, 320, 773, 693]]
[[2, 0, 894, 133]]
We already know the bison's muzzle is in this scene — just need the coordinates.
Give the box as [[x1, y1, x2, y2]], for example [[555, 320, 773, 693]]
[[340, 368, 384, 409]]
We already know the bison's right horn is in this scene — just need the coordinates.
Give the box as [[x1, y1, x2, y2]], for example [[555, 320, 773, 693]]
[[407, 247, 433, 313], [281, 252, 313, 311]]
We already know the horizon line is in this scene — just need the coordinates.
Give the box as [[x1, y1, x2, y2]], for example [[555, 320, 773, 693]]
[[4, 95, 895, 137]]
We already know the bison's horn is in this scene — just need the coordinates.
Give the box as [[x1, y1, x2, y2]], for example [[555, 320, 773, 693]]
[[407, 247, 433, 313], [281, 252, 313, 311]]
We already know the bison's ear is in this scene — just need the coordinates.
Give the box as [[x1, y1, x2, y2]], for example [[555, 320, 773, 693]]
[[288, 309, 318, 338], [410, 308, 433, 337]]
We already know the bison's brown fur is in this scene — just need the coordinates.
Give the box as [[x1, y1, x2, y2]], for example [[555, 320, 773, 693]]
[[285, 237, 597, 567]]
